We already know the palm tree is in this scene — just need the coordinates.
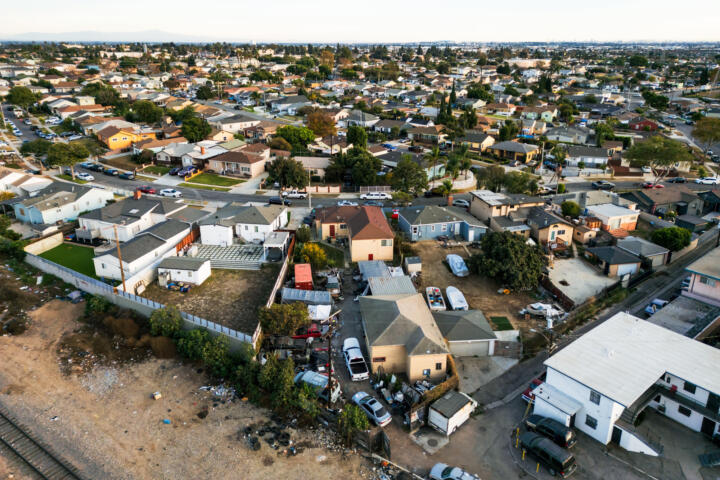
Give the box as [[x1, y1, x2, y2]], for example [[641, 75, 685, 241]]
[[424, 146, 440, 180], [461, 157, 473, 179], [437, 179, 456, 198]]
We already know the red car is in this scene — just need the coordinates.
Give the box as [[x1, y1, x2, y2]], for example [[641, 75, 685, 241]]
[[136, 185, 157, 194], [291, 323, 327, 339], [521, 371, 547, 404], [642, 182, 664, 189]]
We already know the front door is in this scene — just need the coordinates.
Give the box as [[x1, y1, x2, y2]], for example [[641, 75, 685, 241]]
[[368, 253, 373, 260], [702, 417, 717, 438], [611, 426, 622, 444], [707, 393, 720, 414], [329, 224, 336, 237]]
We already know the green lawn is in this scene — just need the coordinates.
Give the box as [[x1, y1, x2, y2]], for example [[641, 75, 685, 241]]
[[142, 165, 170, 175], [490, 316, 514, 331], [57, 174, 88, 184], [178, 182, 231, 192], [189, 172, 243, 187], [314, 242, 345, 267], [40, 243, 97, 278]]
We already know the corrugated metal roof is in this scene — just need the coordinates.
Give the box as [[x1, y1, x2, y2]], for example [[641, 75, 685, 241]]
[[431, 391, 474, 418], [368, 276, 416, 296], [281, 288, 332, 305]]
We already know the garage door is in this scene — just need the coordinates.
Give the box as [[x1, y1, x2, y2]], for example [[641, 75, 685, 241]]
[[616, 263, 637, 277], [450, 340, 489, 357]]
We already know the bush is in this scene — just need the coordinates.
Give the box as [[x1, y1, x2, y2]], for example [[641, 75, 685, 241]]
[[651, 226, 692, 252], [84, 294, 113, 317], [258, 302, 310, 336], [561, 200, 581, 218], [299, 242, 327, 270], [176, 328, 210, 361], [338, 404, 370, 446], [148, 306, 183, 338], [295, 226, 311, 243], [556, 183, 566, 194]]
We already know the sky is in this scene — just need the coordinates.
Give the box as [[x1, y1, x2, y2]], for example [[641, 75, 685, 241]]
[[4, 0, 720, 43]]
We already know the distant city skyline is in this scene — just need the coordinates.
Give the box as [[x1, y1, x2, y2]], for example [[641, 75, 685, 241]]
[[3, 0, 720, 43]]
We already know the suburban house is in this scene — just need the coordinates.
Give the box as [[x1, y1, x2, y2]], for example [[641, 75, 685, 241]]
[[616, 237, 669, 268], [206, 150, 266, 178], [585, 246, 642, 277], [621, 186, 704, 217], [199, 203, 288, 245], [565, 146, 610, 168], [535, 312, 720, 456], [267, 95, 311, 114], [698, 189, 720, 214], [487, 141, 539, 163], [585, 203, 640, 232], [521, 105, 557, 122], [314, 205, 393, 262], [77, 193, 188, 242], [359, 294, 449, 382], [407, 126, 446, 145], [377, 151, 446, 180], [0, 169, 52, 197], [545, 126, 591, 144], [453, 131, 495, 152], [295, 156, 331, 179], [13, 183, 113, 225], [524, 207, 574, 249], [96, 126, 156, 150], [469, 190, 545, 223], [629, 117, 659, 131], [342, 109, 380, 128], [397, 205, 487, 242], [683, 247, 720, 307], [157, 257, 211, 286], [308, 135, 353, 155], [432, 310, 499, 357], [209, 114, 260, 133], [373, 119, 411, 135], [675, 215, 711, 233], [93, 219, 192, 281]]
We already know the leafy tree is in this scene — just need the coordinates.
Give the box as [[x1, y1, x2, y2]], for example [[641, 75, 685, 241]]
[[84, 294, 113, 317], [7, 86, 37, 109], [267, 157, 308, 190], [176, 328, 210, 361], [200, 334, 231, 376], [299, 242, 328, 270], [307, 110, 337, 137], [271, 358, 296, 413], [46, 142, 89, 179], [391, 191, 414, 206], [267, 137, 292, 151], [350, 150, 381, 185], [625, 136, 693, 184], [628, 55, 649, 67], [423, 146, 441, 180], [347, 125, 368, 149], [258, 353, 280, 391], [276, 125, 316, 151], [503, 171, 535, 194], [475, 165, 506, 192], [498, 120, 519, 141], [468, 231, 546, 290], [148, 306, 183, 338], [436, 179, 455, 198], [561, 201, 581, 218], [295, 226, 311, 243], [466, 83, 494, 103], [130, 100, 163, 124], [196, 85, 214, 100], [20, 139, 51, 156], [594, 122, 615, 146], [651, 227, 692, 252], [337, 404, 370, 446], [258, 302, 311, 336], [692, 118, 720, 154], [169, 105, 196, 123], [390, 155, 428, 195], [556, 183, 566, 194], [80, 83, 120, 107], [181, 116, 211, 142], [641, 90, 669, 111]]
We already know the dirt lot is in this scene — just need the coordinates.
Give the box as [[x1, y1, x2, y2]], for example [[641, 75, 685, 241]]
[[413, 242, 535, 331], [100, 154, 139, 172], [0, 298, 377, 480], [140, 265, 280, 335]]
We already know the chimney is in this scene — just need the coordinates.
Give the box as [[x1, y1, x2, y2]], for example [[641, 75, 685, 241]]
[[134, 190, 142, 200], [201, 146, 206, 155]]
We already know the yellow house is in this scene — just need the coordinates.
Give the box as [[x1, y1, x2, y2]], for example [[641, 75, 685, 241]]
[[96, 126, 156, 150], [469, 190, 545, 223], [314, 205, 393, 262], [359, 294, 449, 382], [526, 207, 574, 248]]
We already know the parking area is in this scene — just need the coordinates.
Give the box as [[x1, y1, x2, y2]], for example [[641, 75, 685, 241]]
[[548, 257, 617, 305]]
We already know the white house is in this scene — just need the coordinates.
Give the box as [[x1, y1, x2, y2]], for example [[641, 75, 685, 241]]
[[208, 114, 260, 133], [0, 169, 52, 197], [535, 312, 720, 457], [13, 183, 114, 225], [566, 146, 610, 167], [157, 256, 211, 285], [199, 203, 288, 245]]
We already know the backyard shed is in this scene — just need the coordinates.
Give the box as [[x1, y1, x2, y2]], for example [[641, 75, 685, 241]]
[[157, 257, 211, 285], [428, 390, 477, 435], [432, 310, 498, 356], [404, 256, 422, 274], [281, 287, 332, 306], [295, 263, 313, 290]]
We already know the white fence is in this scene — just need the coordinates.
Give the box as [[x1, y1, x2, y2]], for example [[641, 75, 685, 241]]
[[25, 254, 254, 346]]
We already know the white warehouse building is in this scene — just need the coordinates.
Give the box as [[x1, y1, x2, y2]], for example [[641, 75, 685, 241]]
[[534, 312, 720, 456]]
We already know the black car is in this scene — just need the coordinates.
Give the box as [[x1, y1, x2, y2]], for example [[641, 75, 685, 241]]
[[169, 167, 182, 176], [103, 168, 120, 176], [524, 414, 577, 448], [302, 215, 314, 225], [666, 177, 686, 183], [87, 163, 104, 172], [269, 196, 291, 206], [520, 432, 577, 478], [118, 172, 135, 180], [591, 180, 615, 191]]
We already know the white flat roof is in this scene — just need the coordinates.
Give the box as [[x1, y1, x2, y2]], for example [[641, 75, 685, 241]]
[[534, 382, 583, 416], [545, 312, 720, 407], [586, 203, 638, 219]]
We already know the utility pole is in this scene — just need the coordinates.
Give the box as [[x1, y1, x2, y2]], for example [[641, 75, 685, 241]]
[[113, 224, 127, 292]]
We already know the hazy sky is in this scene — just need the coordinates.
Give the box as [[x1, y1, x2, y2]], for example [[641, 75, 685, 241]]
[[5, 0, 720, 43]]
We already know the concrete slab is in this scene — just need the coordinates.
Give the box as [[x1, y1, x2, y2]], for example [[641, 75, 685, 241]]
[[456, 356, 519, 394], [646, 295, 719, 337], [153, 174, 183, 186], [229, 172, 267, 193], [548, 257, 616, 304], [410, 427, 450, 455]]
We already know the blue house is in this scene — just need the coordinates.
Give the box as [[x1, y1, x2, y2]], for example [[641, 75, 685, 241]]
[[398, 205, 487, 242]]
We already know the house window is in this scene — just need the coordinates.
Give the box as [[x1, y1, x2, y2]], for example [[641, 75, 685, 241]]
[[19, 208, 25, 216], [435, 363, 442, 371], [340, 224, 347, 230], [244, 225, 248, 230], [381, 239, 391, 247], [431, 225, 435, 232], [557, 230, 565, 235], [678, 405, 692, 417], [700, 276, 716, 287], [441, 224, 447, 232], [423, 369, 431, 377], [585, 415, 598, 429], [187, 271, 192, 277], [589, 390, 601, 405], [101, 263, 106, 269], [412, 226, 418, 234], [111, 138, 117, 142], [372, 357, 386, 363], [254, 226, 259, 233], [683, 382, 696, 394]]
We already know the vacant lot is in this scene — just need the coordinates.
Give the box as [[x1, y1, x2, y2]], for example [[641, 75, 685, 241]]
[[141, 266, 280, 335], [39, 243, 97, 278], [101, 154, 138, 171], [190, 172, 243, 187], [413, 242, 533, 330]]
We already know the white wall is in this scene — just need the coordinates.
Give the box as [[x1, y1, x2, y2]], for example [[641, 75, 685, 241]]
[[158, 261, 211, 285], [662, 373, 710, 406], [617, 427, 660, 456], [649, 395, 707, 434], [79, 214, 152, 242], [236, 223, 273, 243], [534, 397, 573, 427], [200, 224, 234, 246]]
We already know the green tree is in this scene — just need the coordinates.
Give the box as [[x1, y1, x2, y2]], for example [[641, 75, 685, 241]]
[[436, 179, 455, 198], [468, 231, 546, 290], [503, 171, 535, 194], [423, 146, 441, 180], [337, 404, 370, 446], [475, 165, 506, 192], [46, 142, 89, 179], [20, 139, 52, 156], [267, 157, 308, 190], [556, 183, 566, 194], [347, 125, 368, 149], [196, 85, 214, 100], [271, 358, 296, 413], [498, 120, 519, 141], [295, 226, 311, 243], [641, 91, 669, 110], [181, 116, 212, 143], [200, 334, 231, 377], [692, 118, 720, 154], [561, 201, 581, 218], [390, 155, 428, 195], [268, 137, 293, 151], [148, 306, 183, 338], [80, 83, 120, 107], [276, 125, 316, 152], [625, 136, 693, 184], [299, 242, 328, 270], [130, 100, 163, 124], [258, 302, 311, 336], [628, 55, 649, 67], [651, 227, 692, 252], [7, 86, 37, 109], [594, 122, 615, 147], [176, 328, 210, 361]]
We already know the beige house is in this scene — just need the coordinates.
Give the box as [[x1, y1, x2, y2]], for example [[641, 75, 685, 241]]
[[469, 190, 545, 223], [315, 206, 393, 262], [207, 150, 266, 178], [359, 294, 449, 382], [526, 207, 574, 248]]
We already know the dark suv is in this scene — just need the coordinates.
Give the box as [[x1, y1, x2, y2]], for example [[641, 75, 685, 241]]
[[524, 414, 577, 448], [520, 432, 577, 478]]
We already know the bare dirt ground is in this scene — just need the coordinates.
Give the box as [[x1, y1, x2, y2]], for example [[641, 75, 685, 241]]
[[413, 242, 535, 331], [140, 265, 279, 334], [0, 299, 374, 480]]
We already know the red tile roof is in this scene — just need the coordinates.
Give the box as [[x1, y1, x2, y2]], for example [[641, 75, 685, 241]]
[[316, 206, 393, 240]]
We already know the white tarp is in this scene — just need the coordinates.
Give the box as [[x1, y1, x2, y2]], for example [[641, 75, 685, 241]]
[[308, 304, 332, 321]]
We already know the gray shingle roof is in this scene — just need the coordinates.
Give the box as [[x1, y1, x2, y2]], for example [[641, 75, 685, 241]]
[[80, 197, 185, 224], [21, 182, 93, 210], [433, 310, 496, 341], [489, 141, 539, 154], [616, 237, 669, 258], [157, 256, 208, 271], [399, 205, 485, 227], [587, 246, 641, 265]]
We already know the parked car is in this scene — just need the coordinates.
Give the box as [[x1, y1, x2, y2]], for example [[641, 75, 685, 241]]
[[644, 298, 669, 316], [76, 172, 94, 181], [695, 177, 719, 185], [302, 215, 314, 225], [87, 163, 104, 172], [118, 172, 135, 180], [343, 337, 369, 381], [360, 191, 391, 200], [103, 168, 120, 176], [591, 180, 615, 191], [524, 414, 577, 448], [282, 189, 308, 199], [642, 182, 664, 189], [177, 166, 197, 177], [268, 196, 291, 206], [337, 200, 358, 206], [429, 463, 481, 480], [451, 199, 470, 208], [352, 392, 392, 427], [363, 200, 383, 207], [159, 188, 182, 198], [666, 177, 686, 183], [642, 166, 652, 173], [520, 432, 577, 478], [169, 167, 182, 176], [408, 145, 424, 153], [291, 323, 325, 339], [136, 185, 157, 194]]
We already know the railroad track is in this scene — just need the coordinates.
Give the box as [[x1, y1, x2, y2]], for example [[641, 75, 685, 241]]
[[0, 408, 85, 480]]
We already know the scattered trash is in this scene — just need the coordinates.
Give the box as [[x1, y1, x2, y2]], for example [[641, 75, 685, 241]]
[[151, 391, 162, 400], [50, 416, 58, 421], [162, 419, 171, 425], [316, 455, 327, 462]]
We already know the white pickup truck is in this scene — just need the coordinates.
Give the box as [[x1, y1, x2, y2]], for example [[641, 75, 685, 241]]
[[343, 337, 369, 381], [281, 189, 308, 199]]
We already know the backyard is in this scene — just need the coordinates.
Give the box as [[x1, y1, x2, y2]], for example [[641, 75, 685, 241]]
[[140, 265, 280, 335], [39, 243, 97, 278]]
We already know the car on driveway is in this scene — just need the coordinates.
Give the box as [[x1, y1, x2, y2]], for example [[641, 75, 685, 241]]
[[76, 172, 94, 181], [524, 414, 577, 448], [429, 463, 481, 480], [268, 196, 291, 206], [695, 177, 719, 185], [169, 167, 182, 176], [452, 199, 470, 208], [642, 182, 664, 189], [136, 185, 157, 194], [352, 392, 391, 427], [591, 180, 615, 190], [342, 337, 369, 381], [360, 191, 391, 200], [159, 188, 182, 198], [118, 172, 135, 180]]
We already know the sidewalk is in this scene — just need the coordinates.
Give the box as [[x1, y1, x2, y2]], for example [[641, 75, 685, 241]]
[[229, 172, 267, 194]]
